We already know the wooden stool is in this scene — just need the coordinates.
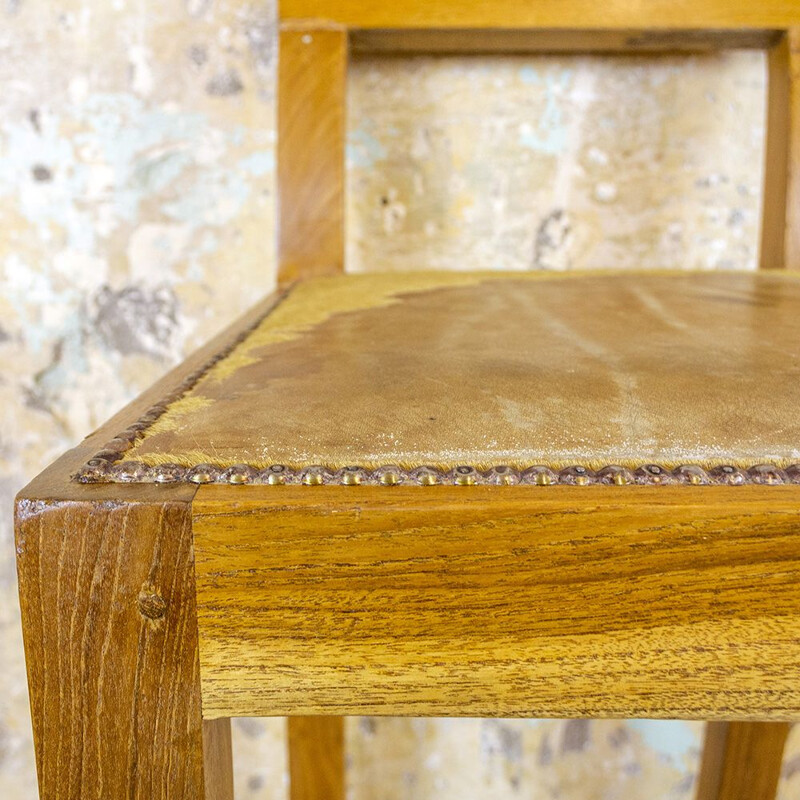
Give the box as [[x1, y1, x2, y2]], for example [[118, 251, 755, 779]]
[[15, 4, 800, 799]]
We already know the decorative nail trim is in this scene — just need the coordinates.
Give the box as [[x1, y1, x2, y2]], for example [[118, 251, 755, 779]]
[[74, 461, 800, 486], [71, 289, 800, 489]]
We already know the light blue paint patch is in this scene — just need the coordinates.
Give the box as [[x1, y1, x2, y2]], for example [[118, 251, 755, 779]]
[[185, 231, 221, 281], [162, 169, 251, 226], [0, 89, 268, 341], [519, 127, 565, 156], [519, 66, 541, 85], [229, 124, 247, 147], [1, 253, 84, 355], [347, 127, 387, 169], [74, 93, 210, 224], [35, 312, 91, 391], [133, 150, 195, 193], [518, 69, 573, 155], [0, 113, 97, 250], [0, 92, 217, 251], [237, 150, 275, 176], [68, 92, 264, 231], [198, 230, 221, 254], [628, 720, 698, 762], [522, 719, 550, 728]]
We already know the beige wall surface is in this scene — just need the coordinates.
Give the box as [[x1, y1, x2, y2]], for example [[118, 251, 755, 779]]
[[0, 2, 796, 798]]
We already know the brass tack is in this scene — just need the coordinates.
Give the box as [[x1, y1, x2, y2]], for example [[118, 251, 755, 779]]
[[454, 466, 477, 486], [154, 469, 180, 484], [188, 469, 215, 484], [413, 467, 440, 485], [341, 469, 362, 486]]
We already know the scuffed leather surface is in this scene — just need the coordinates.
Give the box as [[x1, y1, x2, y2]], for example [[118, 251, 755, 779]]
[[127, 270, 800, 470]]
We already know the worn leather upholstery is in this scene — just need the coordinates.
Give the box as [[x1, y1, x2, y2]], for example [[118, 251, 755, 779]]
[[125, 270, 800, 471]]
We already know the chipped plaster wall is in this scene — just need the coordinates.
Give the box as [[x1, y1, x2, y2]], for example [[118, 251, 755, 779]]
[[347, 51, 765, 274], [0, 2, 797, 799]]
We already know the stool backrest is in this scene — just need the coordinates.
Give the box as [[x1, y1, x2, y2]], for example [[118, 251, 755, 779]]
[[277, 1, 799, 285]]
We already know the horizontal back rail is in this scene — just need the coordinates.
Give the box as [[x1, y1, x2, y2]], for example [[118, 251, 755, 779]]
[[350, 28, 783, 55], [280, 1, 799, 30]]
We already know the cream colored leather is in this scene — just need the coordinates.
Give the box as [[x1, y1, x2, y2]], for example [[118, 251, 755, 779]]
[[125, 270, 800, 471]]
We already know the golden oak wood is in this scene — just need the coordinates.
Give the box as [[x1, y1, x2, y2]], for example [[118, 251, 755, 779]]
[[288, 717, 345, 800], [15, 486, 211, 800], [786, 29, 800, 269], [695, 722, 791, 800], [278, 23, 347, 285], [203, 719, 234, 800], [761, 32, 794, 270], [14, 294, 283, 799], [192, 485, 800, 720], [350, 28, 782, 55], [280, 0, 799, 30]]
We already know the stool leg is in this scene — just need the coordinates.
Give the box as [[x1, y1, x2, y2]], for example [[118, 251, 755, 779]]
[[15, 492, 232, 799], [695, 721, 790, 800], [288, 717, 345, 800]]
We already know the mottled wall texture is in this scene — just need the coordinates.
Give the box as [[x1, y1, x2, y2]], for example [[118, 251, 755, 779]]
[[0, 2, 797, 798]]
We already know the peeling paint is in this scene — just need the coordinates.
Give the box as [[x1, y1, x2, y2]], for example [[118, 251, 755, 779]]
[[206, 68, 244, 96], [93, 284, 179, 359], [347, 52, 765, 273], [535, 209, 572, 270]]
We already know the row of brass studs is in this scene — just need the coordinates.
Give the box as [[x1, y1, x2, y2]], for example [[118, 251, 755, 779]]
[[74, 461, 800, 486]]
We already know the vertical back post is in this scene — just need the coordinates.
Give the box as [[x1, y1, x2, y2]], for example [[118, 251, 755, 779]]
[[278, 22, 348, 285], [288, 717, 345, 800], [786, 29, 800, 269], [760, 28, 800, 270]]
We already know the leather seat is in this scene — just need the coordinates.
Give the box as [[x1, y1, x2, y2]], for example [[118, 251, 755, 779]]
[[76, 269, 800, 486]]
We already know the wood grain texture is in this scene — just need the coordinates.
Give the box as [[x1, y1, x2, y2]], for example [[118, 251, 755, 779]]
[[785, 29, 800, 270], [278, 24, 347, 285], [15, 486, 214, 799], [350, 28, 782, 55], [280, 0, 800, 29], [288, 717, 345, 800], [203, 719, 234, 800], [193, 485, 800, 720], [761, 32, 793, 270], [695, 722, 790, 800]]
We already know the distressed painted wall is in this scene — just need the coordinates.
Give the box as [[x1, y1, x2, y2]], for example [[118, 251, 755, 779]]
[[347, 51, 765, 274], [0, 2, 276, 797], [0, 2, 797, 799]]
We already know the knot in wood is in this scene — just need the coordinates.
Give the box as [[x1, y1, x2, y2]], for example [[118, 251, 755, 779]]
[[138, 592, 167, 620]]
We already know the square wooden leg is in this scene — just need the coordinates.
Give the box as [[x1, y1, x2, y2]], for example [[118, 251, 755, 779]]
[[288, 717, 345, 800], [15, 485, 233, 800], [695, 721, 790, 800]]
